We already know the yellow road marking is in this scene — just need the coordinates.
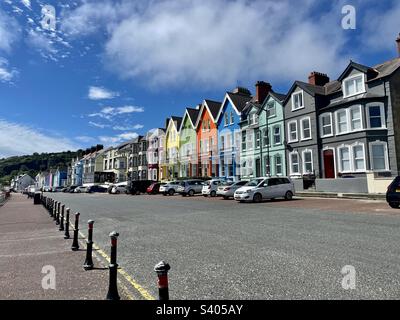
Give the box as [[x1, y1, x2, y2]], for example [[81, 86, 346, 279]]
[[77, 230, 155, 300]]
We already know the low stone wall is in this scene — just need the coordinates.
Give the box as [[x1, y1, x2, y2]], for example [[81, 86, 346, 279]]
[[315, 178, 369, 194]]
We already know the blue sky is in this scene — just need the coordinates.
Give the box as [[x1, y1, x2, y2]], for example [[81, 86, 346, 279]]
[[0, 0, 399, 158]]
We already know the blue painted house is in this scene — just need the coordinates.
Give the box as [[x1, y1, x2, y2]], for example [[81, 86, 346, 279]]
[[53, 168, 68, 187], [216, 86, 253, 180]]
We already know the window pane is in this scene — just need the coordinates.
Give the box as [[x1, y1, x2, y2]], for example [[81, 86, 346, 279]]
[[345, 80, 354, 96], [355, 77, 363, 92], [369, 107, 382, 128], [351, 108, 361, 130], [340, 148, 350, 171], [338, 111, 347, 133]]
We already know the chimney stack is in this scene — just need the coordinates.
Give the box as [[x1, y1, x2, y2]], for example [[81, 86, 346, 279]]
[[308, 72, 330, 86], [255, 81, 272, 104], [396, 33, 400, 57]]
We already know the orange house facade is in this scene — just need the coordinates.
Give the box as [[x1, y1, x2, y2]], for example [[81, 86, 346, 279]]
[[195, 99, 222, 178]]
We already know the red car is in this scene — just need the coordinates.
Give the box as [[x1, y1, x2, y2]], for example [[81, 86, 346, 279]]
[[146, 182, 163, 194]]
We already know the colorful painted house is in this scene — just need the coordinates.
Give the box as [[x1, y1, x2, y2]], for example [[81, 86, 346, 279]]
[[165, 116, 182, 180], [241, 90, 287, 178], [53, 168, 67, 187], [179, 107, 200, 178], [147, 128, 165, 181], [216, 87, 253, 180], [195, 99, 222, 178]]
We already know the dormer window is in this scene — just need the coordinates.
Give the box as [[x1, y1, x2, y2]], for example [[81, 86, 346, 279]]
[[292, 91, 304, 110], [343, 74, 366, 98]]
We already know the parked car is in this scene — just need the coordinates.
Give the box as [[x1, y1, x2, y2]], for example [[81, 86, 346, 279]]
[[202, 179, 224, 197], [43, 186, 52, 192], [177, 180, 205, 196], [129, 180, 153, 195], [159, 181, 181, 196], [111, 185, 128, 194], [86, 185, 108, 193], [386, 176, 400, 208], [53, 186, 64, 192], [217, 180, 249, 199], [66, 185, 78, 193], [234, 177, 294, 203], [147, 182, 164, 195], [74, 186, 88, 193]]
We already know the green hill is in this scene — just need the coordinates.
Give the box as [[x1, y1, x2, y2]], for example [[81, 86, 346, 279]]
[[0, 145, 103, 186]]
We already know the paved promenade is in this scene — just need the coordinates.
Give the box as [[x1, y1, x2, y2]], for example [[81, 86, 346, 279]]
[[0, 193, 126, 300]]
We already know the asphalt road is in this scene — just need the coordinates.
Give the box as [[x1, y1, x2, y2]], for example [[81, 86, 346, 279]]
[[48, 192, 400, 300]]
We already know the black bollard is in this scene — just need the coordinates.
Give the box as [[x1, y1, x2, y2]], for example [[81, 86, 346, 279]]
[[49, 199, 52, 217], [83, 220, 95, 270], [106, 231, 120, 300], [59, 205, 65, 231], [71, 212, 80, 251], [55, 202, 61, 225], [64, 208, 71, 239], [53, 201, 57, 221], [154, 261, 171, 300]]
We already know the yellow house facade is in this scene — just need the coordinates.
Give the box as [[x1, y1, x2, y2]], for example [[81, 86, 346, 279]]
[[164, 116, 182, 181]]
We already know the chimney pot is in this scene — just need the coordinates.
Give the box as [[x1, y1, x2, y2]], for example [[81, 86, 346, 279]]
[[308, 71, 330, 86], [255, 81, 272, 104]]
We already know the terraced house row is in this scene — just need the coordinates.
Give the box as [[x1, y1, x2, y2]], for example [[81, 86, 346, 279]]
[[36, 35, 400, 194]]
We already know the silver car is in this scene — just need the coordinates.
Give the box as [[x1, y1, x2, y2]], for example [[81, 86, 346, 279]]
[[177, 180, 205, 196], [234, 177, 295, 203], [217, 180, 249, 199], [159, 181, 181, 196], [202, 179, 224, 197]]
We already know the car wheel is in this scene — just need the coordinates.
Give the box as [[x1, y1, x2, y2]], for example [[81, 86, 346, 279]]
[[168, 189, 175, 196], [188, 190, 195, 196], [389, 202, 399, 209], [116, 190, 120, 194], [203, 194, 208, 197], [162, 193, 167, 196], [253, 193, 262, 203], [210, 191, 216, 197], [285, 191, 293, 201]]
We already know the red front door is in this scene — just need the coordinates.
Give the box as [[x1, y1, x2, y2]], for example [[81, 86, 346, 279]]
[[323, 150, 335, 179]]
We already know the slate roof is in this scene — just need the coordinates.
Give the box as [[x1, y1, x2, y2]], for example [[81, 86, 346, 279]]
[[226, 92, 253, 113], [186, 108, 200, 126], [204, 100, 222, 120], [171, 116, 183, 130]]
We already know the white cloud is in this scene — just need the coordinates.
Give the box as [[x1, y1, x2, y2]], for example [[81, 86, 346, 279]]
[[88, 121, 109, 129], [21, 0, 31, 10], [99, 132, 139, 146], [0, 119, 78, 158], [0, 9, 20, 53], [88, 86, 119, 100], [89, 105, 144, 119], [101, 0, 347, 87], [26, 29, 59, 61], [113, 124, 144, 131], [0, 58, 18, 83]]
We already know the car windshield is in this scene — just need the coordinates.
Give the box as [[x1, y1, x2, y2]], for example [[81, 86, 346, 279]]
[[246, 179, 264, 187], [220, 182, 234, 186]]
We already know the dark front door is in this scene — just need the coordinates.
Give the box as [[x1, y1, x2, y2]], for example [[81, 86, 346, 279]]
[[323, 150, 335, 179]]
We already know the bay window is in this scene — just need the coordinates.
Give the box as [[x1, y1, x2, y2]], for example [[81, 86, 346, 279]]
[[302, 150, 313, 173], [352, 144, 365, 171], [336, 110, 348, 134], [350, 105, 362, 130], [290, 152, 300, 175], [338, 146, 351, 172]]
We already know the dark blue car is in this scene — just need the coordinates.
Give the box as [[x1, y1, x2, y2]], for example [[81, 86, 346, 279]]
[[386, 176, 400, 208]]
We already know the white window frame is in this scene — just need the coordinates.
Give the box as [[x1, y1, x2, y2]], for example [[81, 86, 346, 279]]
[[343, 73, 366, 98], [273, 125, 281, 146], [289, 151, 301, 176], [275, 154, 283, 176], [267, 101, 276, 118], [287, 120, 298, 143], [335, 109, 349, 135], [224, 113, 229, 126], [351, 142, 366, 172], [263, 127, 270, 147], [292, 90, 305, 111], [300, 117, 312, 141], [302, 149, 313, 174], [367, 105, 386, 129], [320, 113, 333, 138], [369, 141, 389, 172], [255, 130, 261, 149], [337, 145, 351, 173], [349, 105, 363, 131]]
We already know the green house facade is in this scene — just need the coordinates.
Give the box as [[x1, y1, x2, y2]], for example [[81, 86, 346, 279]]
[[239, 91, 287, 179]]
